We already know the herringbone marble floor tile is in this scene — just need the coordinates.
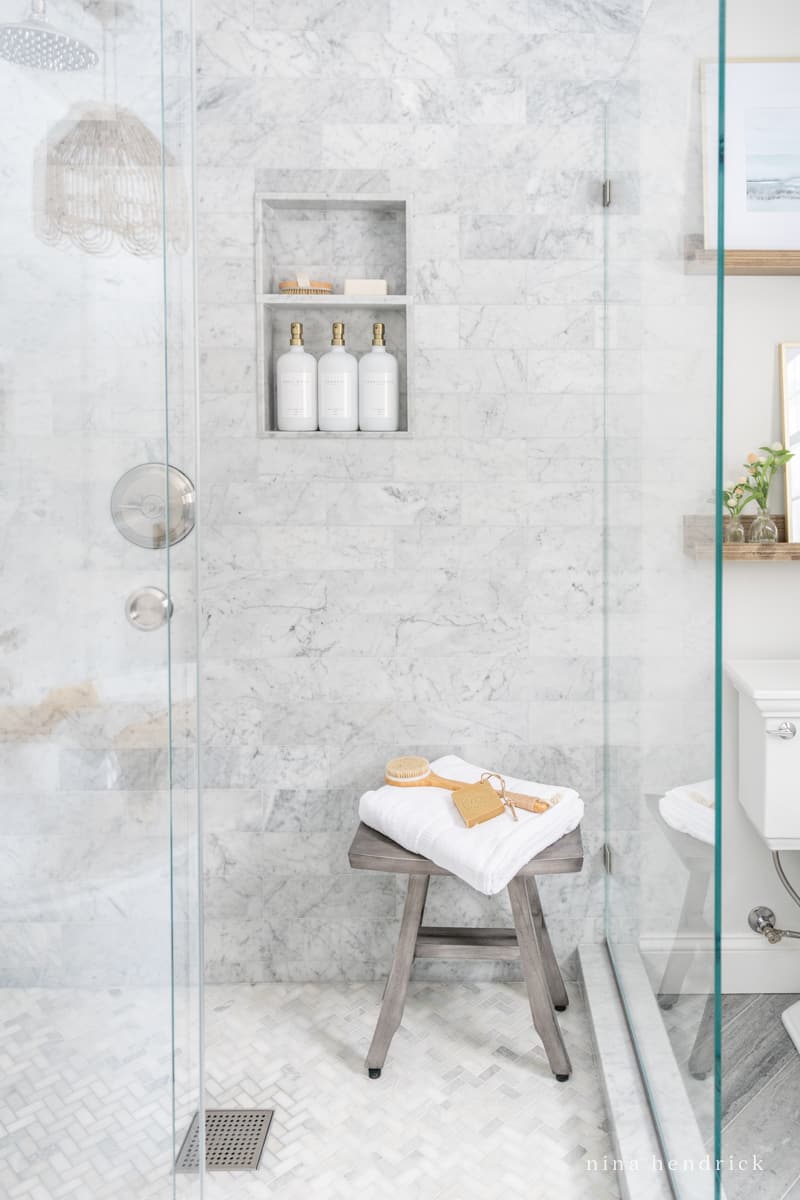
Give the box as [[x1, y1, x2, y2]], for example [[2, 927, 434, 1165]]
[[0, 987, 177, 1200], [0, 981, 619, 1200], [202, 980, 620, 1200]]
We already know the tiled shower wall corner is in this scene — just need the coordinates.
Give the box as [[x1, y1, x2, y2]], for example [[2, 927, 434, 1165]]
[[197, 0, 645, 984]]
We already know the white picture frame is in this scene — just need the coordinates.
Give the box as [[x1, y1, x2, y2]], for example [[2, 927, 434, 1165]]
[[703, 59, 800, 251]]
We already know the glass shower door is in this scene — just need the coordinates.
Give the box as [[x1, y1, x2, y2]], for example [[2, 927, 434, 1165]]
[[0, 0, 202, 1196], [603, 0, 725, 1191]]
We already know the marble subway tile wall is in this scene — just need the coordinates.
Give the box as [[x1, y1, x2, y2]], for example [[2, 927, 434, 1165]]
[[197, 0, 645, 982]]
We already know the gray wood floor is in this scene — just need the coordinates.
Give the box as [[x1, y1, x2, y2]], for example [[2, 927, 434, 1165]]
[[720, 994, 800, 1200], [663, 992, 800, 1200]]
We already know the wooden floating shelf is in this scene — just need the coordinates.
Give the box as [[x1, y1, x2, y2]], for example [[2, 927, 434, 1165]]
[[684, 514, 800, 560], [684, 236, 800, 276], [257, 294, 411, 307], [721, 544, 800, 560]]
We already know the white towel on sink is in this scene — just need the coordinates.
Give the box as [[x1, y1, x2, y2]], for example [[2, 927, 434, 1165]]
[[658, 778, 715, 845], [358, 754, 584, 896]]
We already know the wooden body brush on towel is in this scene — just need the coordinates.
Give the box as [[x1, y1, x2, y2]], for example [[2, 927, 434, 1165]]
[[384, 755, 554, 816], [359, 754, 584, 896]]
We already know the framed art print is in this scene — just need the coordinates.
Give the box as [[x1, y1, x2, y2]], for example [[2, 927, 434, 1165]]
[[703, 59, 800, 250]]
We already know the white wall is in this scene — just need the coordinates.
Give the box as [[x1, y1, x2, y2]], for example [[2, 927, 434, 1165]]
[[721, 6, 800, 992]]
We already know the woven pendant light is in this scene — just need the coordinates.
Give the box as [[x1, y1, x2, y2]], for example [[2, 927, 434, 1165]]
[[36, 101, 189, 257]]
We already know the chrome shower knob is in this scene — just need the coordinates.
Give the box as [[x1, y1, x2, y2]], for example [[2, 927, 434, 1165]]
[[125, 587, 173, 631]]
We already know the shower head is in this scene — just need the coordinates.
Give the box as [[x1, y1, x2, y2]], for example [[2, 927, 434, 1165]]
[[0, 0, 98, 71]]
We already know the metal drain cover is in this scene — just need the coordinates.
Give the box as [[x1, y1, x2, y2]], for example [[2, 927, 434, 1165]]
[[176, 1109, 273, 1172]]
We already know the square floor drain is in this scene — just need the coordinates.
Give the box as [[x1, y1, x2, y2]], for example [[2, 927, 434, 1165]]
[[176, 1109, 273, 1172]]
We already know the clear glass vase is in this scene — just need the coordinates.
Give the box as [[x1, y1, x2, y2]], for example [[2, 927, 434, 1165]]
[[725, 515, 746, 544], [748, 506, 779, 544]]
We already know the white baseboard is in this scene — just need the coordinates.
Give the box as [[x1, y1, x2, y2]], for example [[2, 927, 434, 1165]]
[[638, 933, 800, 994], [638, 934, 713, 995], [721, 936, 800, 993]]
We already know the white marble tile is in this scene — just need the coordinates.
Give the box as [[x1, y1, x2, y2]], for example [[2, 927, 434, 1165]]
[[460, 303, 596, 348], [414, 304, 460, 349], [460, 213, 601, 259], [321, 123, 458, 171], [458, 76, 527, 123], [198, 256, 257, 303], [460, 391, 603, 440], [390, 0, 529, 33], [393, 435, 527, 481], [415, 257, 529, 303], [458, 31, 634, 82], [417, 347, 528, 393], [256, 435, 396, 481], [460, 479, 530, 526], [412, 212, 461, 259], [390, 77, 460, 123], [326, 480, 461, 526], [528, 347, 605, 393], [528, 0, 643, 36], [254, 0, 390, 32], [393, 523, 526, 572]]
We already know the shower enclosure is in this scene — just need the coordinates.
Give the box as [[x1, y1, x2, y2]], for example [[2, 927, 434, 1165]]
[[0, 0, 202, 1195], [603, 0, 725, 1192], [0, 0, 750, 1195]]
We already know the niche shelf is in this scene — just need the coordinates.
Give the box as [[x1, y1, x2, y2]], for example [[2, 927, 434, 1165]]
[[683, 514, 800, 560], [684, 235, 800, 276], [255, 194, 413, 436]]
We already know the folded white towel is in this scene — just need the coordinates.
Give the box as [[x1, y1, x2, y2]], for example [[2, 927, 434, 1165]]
[[358, 754, 584, 896], [658, 779, 715, 845]]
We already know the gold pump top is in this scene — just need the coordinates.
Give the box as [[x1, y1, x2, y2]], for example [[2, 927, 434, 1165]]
[[331, 321, 345, 346], [289, 321, 304, 346], [372, 322, 386, 347]]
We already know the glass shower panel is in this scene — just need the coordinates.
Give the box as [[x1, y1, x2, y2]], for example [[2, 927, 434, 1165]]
[[161, 0, 204, 1190], [604, 0, 724, 1189], [0, 0, 201, 1196]]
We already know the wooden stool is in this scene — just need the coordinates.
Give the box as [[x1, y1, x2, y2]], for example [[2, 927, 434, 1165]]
[[348, 822, 583, 1083]]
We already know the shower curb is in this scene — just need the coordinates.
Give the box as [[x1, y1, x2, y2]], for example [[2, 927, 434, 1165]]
[[578, 944, 673, 1200]]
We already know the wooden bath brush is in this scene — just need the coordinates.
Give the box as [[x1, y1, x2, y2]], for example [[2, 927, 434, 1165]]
[[384, 755, 467, 790], [384, 756, 558, 815]]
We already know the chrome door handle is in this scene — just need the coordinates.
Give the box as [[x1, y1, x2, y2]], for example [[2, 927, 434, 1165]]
[[767, 721, 797, 740], [125, 587, 173, 631]]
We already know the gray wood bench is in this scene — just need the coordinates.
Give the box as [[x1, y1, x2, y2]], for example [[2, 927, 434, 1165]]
[[348, 821, 583, 1083]]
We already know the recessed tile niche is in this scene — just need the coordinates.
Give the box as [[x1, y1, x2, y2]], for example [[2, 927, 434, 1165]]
[[255, 194, 413, 436]]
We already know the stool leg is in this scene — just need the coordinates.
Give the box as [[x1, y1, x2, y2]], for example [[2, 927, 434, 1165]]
[[366, 873, 429, 1078], [658, 867, 711, 1010], [508, 876, 572, 1081], [524, 876, 569, 1012], [687, 993, 716, 1081]]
